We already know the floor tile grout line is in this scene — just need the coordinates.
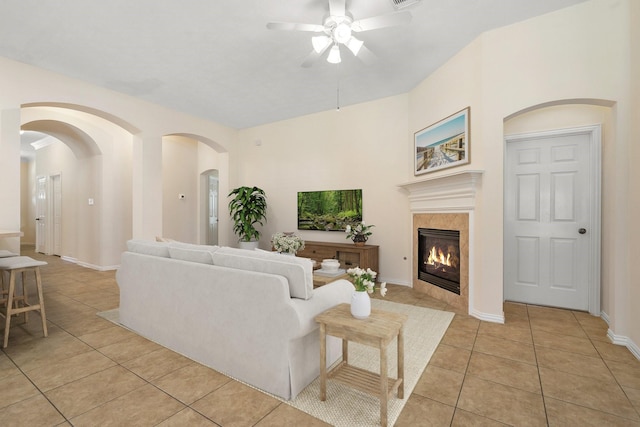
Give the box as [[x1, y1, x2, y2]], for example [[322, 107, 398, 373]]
[[1, 346, 71, 424], [588, 331, 640, 420], [534, 308, 640, 424], [448, 313, 481, 423], [531, 304, 553, 427]]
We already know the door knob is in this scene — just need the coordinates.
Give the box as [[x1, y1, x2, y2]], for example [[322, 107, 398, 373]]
[[578, 228, 587, 234]]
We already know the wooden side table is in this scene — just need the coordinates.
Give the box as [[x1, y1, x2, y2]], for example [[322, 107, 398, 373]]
[[315, 303, 408, 427]]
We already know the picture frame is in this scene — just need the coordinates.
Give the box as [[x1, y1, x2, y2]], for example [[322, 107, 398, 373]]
[[414, 107, 470, 175]]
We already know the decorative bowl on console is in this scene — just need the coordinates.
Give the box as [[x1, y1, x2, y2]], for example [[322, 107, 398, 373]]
[[321, 259, 340, 271]]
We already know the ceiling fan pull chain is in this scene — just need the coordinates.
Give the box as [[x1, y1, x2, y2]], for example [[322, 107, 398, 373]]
[[336, 65, 341, 111]]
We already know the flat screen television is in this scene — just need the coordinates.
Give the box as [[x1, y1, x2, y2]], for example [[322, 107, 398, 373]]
[[297, 189, 362, 231]]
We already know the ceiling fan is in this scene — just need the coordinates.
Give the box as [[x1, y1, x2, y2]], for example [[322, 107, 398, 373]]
[[266, 0, 412, 67]]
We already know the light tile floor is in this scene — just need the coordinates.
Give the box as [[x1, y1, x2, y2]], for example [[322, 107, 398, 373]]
[[0, 247, 639, 426]]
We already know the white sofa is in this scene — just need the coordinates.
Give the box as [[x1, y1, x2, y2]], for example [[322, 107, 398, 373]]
[[116, 240, 353, 400]]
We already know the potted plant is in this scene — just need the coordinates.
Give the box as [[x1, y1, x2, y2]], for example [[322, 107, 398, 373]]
[[228, 186, 267, 249], [345, 222, 374, 246]]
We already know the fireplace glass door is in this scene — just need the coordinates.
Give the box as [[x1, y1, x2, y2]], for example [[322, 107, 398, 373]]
[[418, 228, 461, 294]]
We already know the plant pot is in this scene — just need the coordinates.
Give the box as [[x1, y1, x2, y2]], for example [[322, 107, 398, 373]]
[[238, 241, 259, 250], [350, 290, 371, 319], [352, 234, 368, 247]]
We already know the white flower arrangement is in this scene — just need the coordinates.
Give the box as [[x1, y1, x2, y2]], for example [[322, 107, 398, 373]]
[[347, 267, 387, 296], [271, 232, 305, 254]]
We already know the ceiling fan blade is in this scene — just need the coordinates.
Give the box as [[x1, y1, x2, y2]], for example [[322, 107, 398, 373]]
[[351, 11, 412, 32], [302, 43, 331, 68], [266, 22, 325, 32], [328, 0, 346, 17]]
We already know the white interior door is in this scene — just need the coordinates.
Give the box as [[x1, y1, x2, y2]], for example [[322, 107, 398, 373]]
[[52, 174, 62, 256], [504, 126, 600, 312], [35, 176, 47, 254], [207, 175, 218, 245]]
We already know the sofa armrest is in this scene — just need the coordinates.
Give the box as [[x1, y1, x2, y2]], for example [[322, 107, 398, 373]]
[[289, 279, 354, 338]]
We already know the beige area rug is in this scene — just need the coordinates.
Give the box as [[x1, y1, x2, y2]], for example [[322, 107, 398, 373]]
[[98, 299, 454, 426]]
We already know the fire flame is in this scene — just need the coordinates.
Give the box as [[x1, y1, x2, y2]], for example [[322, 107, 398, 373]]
[[427, 246, 451, 267]]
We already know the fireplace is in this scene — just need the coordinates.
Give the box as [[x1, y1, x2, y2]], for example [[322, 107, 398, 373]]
[[418, 228, 461, 295], [401, 171, 481, 313]]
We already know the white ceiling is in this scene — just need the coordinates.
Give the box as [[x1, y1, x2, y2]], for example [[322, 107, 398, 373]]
[[0, 0, 586, 129]]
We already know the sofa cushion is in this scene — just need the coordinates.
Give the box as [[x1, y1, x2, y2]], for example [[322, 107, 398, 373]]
[[167, 242, 219, 264], [212, 247, 313, 300], [169, 241, 220, 252], [168, 247, 214, 264], [126, 240, 170, 257]]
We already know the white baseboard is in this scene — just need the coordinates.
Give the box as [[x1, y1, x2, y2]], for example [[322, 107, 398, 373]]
[[381, 277, 410, 287], [77, 261, 119, 271], [628, 340, 640, 360], [602, 311, 640, 361], [61, 256, 119, 272], [607, 329, 640, 360], [470, 308, 505, 324]]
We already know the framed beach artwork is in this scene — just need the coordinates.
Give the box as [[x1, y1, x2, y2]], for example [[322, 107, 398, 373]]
[[414, 107, 470, 175]]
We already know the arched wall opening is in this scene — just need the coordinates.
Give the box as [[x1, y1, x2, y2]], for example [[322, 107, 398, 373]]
[[161, 134, 229, 245], [503, 98, 618, 320], [21, 104, 136, 269]]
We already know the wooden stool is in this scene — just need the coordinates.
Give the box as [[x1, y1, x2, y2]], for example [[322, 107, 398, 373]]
[[0, 256, 48, 348], [0, 250, 18, 308]]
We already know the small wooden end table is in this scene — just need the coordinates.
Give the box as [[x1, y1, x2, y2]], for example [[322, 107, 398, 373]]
[[315, 303, 408, 427]]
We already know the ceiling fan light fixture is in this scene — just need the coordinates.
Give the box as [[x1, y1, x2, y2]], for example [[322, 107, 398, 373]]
[[327, 45, 342, 64], [333, 22, 352, 44], [312, 35, 331, 53], [346, 36, 364, 56]]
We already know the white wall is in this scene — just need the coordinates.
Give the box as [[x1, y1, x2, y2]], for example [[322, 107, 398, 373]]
[[626, 0, 640, 354], [237, 94, 411, 284], [20, 158, 36, 245], [162, 136, 199, 243], [0, 109, 21, 253]]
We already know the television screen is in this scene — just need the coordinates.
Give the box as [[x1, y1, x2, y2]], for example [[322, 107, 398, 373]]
[[298, 189, 363, 231]]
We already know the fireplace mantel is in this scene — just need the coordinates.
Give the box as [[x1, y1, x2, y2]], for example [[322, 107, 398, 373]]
[[398, 170, 483, 212]]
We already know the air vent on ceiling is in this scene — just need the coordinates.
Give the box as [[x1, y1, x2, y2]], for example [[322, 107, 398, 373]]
[[390, 0, 422, 10]]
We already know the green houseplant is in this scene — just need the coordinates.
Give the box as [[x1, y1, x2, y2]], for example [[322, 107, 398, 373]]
[[228, 186, 267, 244]]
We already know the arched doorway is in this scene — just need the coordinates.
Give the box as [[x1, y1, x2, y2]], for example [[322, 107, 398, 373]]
[[21, 120, 102, 259], [503, 100, 612, 315], [21, 104, 135, 269]]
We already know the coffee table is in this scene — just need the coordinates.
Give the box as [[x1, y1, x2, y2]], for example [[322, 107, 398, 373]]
[[315, 303, 408, 427]]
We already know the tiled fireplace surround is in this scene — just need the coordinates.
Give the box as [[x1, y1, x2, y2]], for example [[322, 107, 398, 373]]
[[400, 170, 483, 314]]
